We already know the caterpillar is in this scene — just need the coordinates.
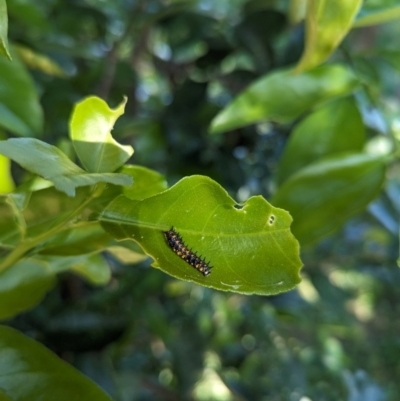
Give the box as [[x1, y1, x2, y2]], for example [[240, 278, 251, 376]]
[[163, 227, 212, 277]]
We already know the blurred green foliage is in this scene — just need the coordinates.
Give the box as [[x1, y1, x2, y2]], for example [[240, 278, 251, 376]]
[[1, 0, 400, 400]]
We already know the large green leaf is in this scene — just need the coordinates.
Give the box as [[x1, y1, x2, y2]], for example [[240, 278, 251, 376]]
[[0, 259, 55, 320], [209, 64, 359, 134], [100, 175, 302, 295], [0, 325, 113, 401], [296, 0, 362, 73], [277, 97, 365, 184], [70, 96, 133, 173], [272, 153, 386, 245], [0, 138, 132, 196], [0, 0, 11, 60], [0, 46, 43, 136]]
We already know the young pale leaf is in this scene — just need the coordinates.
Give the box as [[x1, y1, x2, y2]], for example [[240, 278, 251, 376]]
[[277, 97, 365, 184], [0, 138, 132, 196], [0, 325, 113, 401], [288, 0, 307, 25], [272, 153, 386, 245], [353, 5, 400, 27], [0, 0, 11, 60], [0, 259, 56, 320], [70, 96, 133, 173], [0, 154, 14, 194], [121, 165, 168, 200], [100, 175, 302, 295], [209, 64, 359, 134], [0, 130, 14, 194], [0, 47, 43, 136], [296, 0, 362, 73]]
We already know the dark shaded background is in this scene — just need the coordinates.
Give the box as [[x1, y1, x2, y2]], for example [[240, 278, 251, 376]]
[[6, 0, 400, 400]]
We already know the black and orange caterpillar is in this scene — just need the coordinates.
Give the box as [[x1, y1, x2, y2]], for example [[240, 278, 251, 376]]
[[163, 227, 212, 277]]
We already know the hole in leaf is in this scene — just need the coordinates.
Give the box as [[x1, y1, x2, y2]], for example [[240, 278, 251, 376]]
[[234, 204, 243, 210], [268, 214, 275, 225]]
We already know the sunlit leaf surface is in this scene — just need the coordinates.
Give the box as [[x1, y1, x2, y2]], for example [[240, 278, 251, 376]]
[[70, 96, 133, 173]]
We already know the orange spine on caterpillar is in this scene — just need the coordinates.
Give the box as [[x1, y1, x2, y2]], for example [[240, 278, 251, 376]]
[[163, 227, 212, 277]]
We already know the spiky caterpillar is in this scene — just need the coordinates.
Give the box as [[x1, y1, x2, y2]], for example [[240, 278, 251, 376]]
[[163, 227, 212, 277]]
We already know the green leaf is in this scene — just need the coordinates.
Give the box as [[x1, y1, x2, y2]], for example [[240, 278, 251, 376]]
[[14, 44, 66, 77], [0, 46, 43, 136], [1, 185, 117, 275], [0, 259, 55, 320], [34, 253, 111, 286], [0, 325, 113, 401], [70, 253, 111, 286], [106, 243, 148, 265], [288, 0, 307, 25], [121, 165, 168, 200], [209, 64, 359, 134], [0, 130, 14, 194], [0, 138, 132, 196], [380, 48, 400, 71], [38, 223, 112, 256], [0, 196, 20, 248], [0, 0, 11, 60], [6, 0, 48, 29], [0, 389, 13, 401], [0, 187, 89, 252], [272, 153, 386, 245], [277, 97, 365, 184], [100, 175, 302, 295], [296, 0, 362, 73], [0, 155, 14, 194], [353, 5, 400, 27], [22, 187, 90, 238], [70, 96, 134, 173]]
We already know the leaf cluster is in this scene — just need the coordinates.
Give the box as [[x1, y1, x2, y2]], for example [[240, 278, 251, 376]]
[[1, 0, 400, 400]]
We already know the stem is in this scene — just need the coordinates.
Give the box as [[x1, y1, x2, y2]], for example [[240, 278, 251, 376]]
[[0, 188, 101, 273]]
